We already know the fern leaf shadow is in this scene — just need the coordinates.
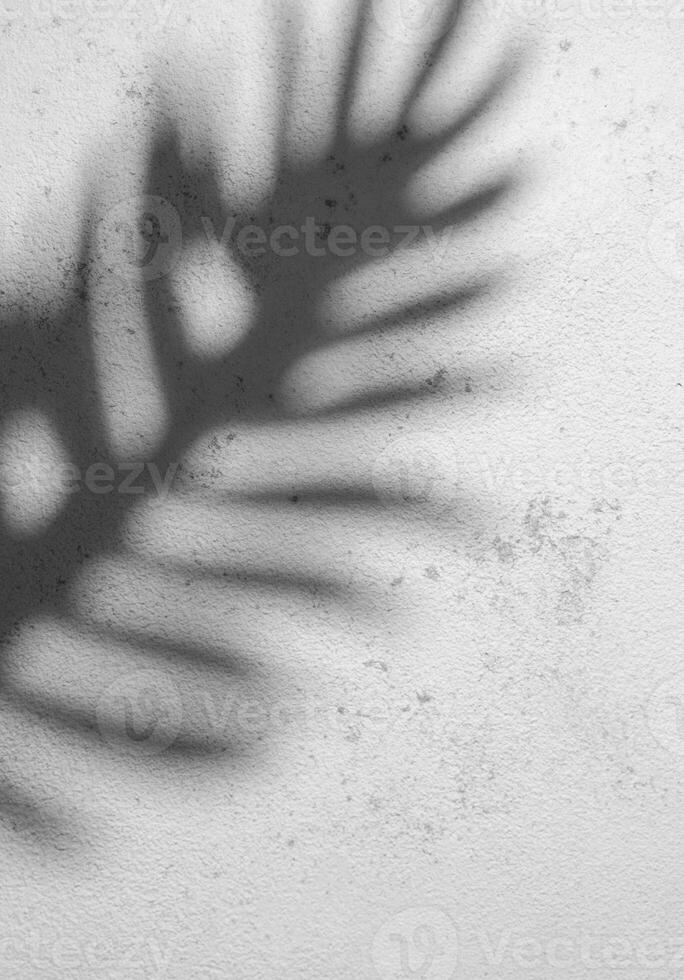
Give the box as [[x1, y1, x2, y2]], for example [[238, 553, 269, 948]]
[[0, 0, 526, 846]]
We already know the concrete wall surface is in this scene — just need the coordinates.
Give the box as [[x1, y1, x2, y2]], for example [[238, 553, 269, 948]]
[[0, 0, 683, 978]]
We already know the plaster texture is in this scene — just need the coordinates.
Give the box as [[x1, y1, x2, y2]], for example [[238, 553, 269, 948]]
[[0, 1, 682, 978]]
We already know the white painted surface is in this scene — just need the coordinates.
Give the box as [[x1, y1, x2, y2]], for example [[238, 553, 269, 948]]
[[0, 1, 683, 978]]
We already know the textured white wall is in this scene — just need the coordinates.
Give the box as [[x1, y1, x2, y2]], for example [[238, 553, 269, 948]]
[[1, 1, 683, 978]]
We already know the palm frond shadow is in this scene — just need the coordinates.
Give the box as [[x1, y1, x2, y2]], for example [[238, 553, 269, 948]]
[[0, 1, 524, 845]]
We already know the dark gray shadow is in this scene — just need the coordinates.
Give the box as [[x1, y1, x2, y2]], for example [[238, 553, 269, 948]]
[[0, 0, 524, 843]]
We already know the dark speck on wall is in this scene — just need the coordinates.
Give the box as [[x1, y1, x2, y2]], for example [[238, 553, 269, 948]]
[[316, 222, 332, 243], [424, 367, 447, 391]]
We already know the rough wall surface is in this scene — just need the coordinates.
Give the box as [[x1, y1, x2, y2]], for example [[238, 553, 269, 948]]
[[0, 1, 683, 978]]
